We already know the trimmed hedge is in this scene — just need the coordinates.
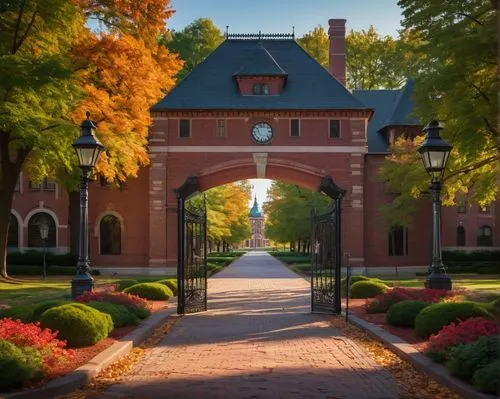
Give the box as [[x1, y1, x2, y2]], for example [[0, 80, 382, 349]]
[[272, 256, 311, 265], [350, 280, 389, 299], [123, 283, 173, 300], [116, 279, 140, 291], [341, 276, 385, 296], [442, 250, 500, 262], [40, 303, 113, 348], [414, 301, 495, 338], [32, 300, 70, 321], [157, 279, 178, 296], [385, 300, 429, 328], [447, 336, 500, 380], [7, 251, 77, 266], [6, 265, 100, 276], [86, 301, 139, 327], [473, 360, 500, 394], [0, 340, 42, 390], [0, 304, 37, 323]]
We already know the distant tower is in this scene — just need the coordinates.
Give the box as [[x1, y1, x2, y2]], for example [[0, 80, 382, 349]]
[[246, 197, 268, 248]]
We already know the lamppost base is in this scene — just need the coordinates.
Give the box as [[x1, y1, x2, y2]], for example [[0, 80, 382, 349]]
[[71, 273, 94, 299], [426, 271, 452, 290]]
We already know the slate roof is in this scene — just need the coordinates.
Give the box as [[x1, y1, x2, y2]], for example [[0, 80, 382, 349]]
[[234, 44, 287, 76], [249, 197, 262, 218], [353, 79, 420, 153], [152, 39, 368, 111]]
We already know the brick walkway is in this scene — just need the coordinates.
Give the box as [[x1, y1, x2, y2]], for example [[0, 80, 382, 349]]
[[102, 252, 400, 399]]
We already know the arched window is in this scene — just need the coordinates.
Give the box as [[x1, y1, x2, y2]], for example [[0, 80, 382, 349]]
[[252, 83, 261, 95], [28, 212, 56, 247], [262, 83, 270, 95], [477, 225, 493, 247], [456, 226, 466, 246], [100, 215, 122, 255], [7, 214, 19, 248], [388, 226, 408, 256]]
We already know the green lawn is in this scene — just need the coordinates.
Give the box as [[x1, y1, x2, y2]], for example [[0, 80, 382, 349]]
[[0, 276, 168, 307]]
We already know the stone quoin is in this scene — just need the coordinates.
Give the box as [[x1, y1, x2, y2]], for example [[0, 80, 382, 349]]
[[9, 19, 498, 275]]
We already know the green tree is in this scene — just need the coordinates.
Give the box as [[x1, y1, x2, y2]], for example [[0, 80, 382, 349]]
[[298, 24, 414, 90], [346, 26, 411, 89], [297, 25, 329, 69], [0, 0, 182, 279], [380, 0, 498, 226], [264, 182, 330, 251], [0, 0, 84, 280], [189, 182, 251, 251], [163, 18, 224, 81]]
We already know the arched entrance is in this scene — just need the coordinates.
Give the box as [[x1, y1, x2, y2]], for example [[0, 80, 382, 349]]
[[175, 173, 345, 314]]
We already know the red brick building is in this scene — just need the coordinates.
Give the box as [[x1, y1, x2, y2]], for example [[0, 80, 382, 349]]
[[8, 19, 498, 275]]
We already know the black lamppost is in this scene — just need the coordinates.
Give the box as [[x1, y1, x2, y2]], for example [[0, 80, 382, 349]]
[[418, 120, 453, 290], [71, 112, 104, 299], [39, 220, 49, 280]]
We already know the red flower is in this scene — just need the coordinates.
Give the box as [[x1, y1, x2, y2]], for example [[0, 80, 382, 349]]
[[365, 287, 460, 313], [0, 318, 74, 369], [425, 317, 500, 360], [76, 290, 151, 311]]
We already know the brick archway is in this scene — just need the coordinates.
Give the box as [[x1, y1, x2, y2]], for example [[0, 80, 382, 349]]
[[148, 141, 365, 270]]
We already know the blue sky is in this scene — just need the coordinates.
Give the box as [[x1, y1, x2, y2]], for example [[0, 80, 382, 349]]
[[168, 1, 404, 207], [169, 0, 403, 37]]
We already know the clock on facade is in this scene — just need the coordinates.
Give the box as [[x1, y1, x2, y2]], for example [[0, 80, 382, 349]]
[[251, 122, 273, 144]]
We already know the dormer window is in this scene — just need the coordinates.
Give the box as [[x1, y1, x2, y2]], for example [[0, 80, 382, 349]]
[[234, 43, 288, 96], [251, 83, 270, 96]]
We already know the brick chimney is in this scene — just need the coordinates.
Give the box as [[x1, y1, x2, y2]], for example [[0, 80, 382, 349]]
[[328, 19, 346, 86]]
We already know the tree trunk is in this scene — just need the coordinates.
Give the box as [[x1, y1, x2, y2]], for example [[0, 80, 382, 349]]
[[0, 133, 28, 279], [217, 241, 221, 252]]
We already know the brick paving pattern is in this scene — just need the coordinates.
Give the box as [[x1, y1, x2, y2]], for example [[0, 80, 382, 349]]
[[102, 252, 400, 399]]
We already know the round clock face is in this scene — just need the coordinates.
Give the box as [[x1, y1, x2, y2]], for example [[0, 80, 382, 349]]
[[251, 122, 273, 144]]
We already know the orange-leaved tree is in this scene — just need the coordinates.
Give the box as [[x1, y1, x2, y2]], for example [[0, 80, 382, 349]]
[[0, 0, 182, 278]]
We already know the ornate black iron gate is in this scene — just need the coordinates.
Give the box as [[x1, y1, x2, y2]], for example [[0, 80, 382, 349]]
[[310, 176, 345, 314], [176, 177, 207, 314]]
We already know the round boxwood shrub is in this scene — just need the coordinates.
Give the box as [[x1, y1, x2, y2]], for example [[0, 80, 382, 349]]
[[350, 280, 389, 299], [414, 301, 494, 338], [0, 304, 36, 323], [32, 300, 70, 321], [473, 360, 500, 394], [86, 301, 139, 327], [157, 279, 178, 296], [0, 340, 42, 390], [116, 279, 140, 292], [123, 283, 173, 300], [40, 303, 113, 348], [447, 336, 500, 380], [385, 300, 430, 328]]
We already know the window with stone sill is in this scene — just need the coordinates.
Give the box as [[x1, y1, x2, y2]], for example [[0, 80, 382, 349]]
[[477, 225, 493, 246], [479, 205, 491, 214], [179, 119, 190, 138], [100, 214, 122, 255], [388, 226, 408, 256], [329, 120, 340, 138], [29, 178, 56, 192], [216, 119, 226, 138], [290, 119, 300, 137], [457, 202, 467, 214]]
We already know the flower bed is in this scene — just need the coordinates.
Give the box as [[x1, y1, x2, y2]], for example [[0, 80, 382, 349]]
[[346, 287, 500, 395], [0, 291, 168, 393]]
